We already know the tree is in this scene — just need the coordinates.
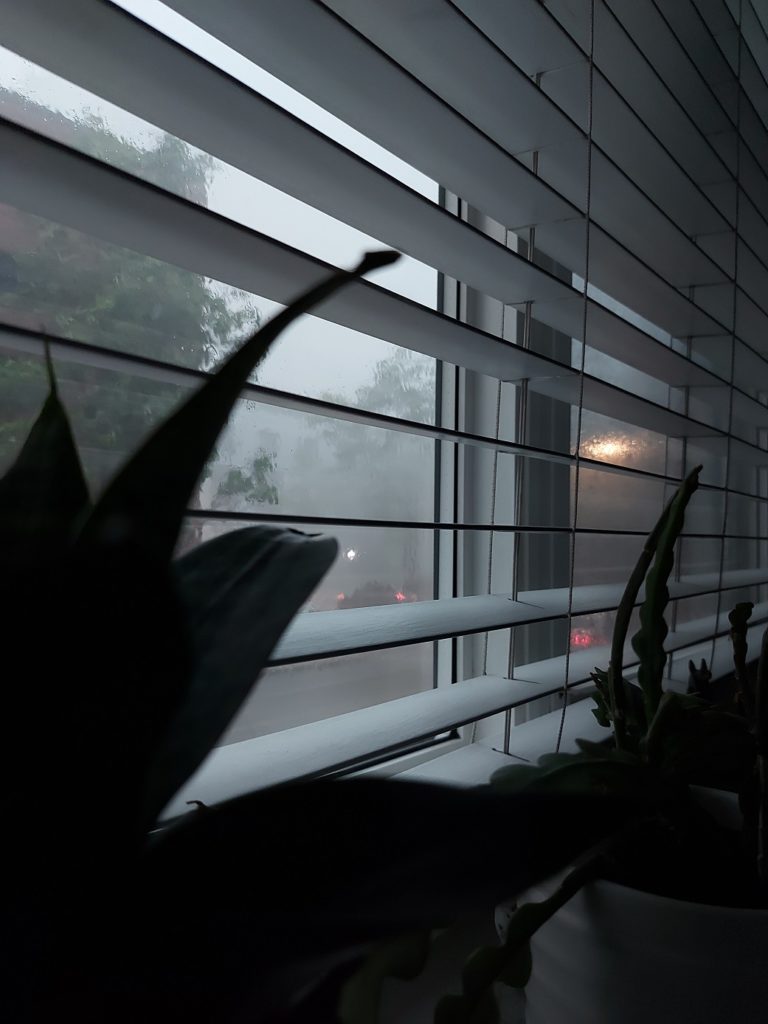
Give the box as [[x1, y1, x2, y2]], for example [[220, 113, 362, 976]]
[[356, 346, 436, 423], [310, 348, 436, 599], [213, 449, 279, 509], [0, 86, 277, 514]]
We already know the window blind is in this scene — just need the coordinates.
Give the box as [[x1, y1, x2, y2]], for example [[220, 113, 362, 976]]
[[2, 0, 768, 803]]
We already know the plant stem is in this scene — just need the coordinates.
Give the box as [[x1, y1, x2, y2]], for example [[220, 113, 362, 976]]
[[607, 483, 688, 748], [608, 521, 669, 749], [729, 602, 754, 718]]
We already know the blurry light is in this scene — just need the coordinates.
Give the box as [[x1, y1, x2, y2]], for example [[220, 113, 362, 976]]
[[337, 592, 345, 601], [583, 437, 628, 459], [394, 591, 406, 602], [345, 548, 358, 561], [570, 629, 593, 648], [582, 432, 652, 462]]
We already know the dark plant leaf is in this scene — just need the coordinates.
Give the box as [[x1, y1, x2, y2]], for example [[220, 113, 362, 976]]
[[646, 693, 756, 788], [133, 778, 654, 978], [491, 752, 650, 798], [687, 658, 713, 698], [4, 536, 191, 942], [574, 737, 612, 756], [0, 351, 90, 565], [142, 525, 338, 824], [78, 251, 399, 564], [729, 601, 755, 717], [11, 778, 663, 1021]]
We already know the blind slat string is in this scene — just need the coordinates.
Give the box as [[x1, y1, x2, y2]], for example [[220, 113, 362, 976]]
[[711, 0, 746, 674], [556, 0, 596, 754]]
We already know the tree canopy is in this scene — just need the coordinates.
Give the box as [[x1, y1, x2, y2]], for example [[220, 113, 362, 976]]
[[0, 88, 260, 499]]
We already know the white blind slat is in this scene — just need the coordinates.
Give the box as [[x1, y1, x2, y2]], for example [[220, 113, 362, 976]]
[[160, 674, 555, 815], [272, 571, 768, 665], [5, 117, 747, 445], [1, 0, 766, 774]]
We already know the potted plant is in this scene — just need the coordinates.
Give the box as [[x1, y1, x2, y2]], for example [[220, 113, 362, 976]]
[[2, 249, 656, 1023], [436, 466, 768, 1024]]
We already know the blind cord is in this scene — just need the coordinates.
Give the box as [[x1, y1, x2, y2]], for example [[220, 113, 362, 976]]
[[709, 0, 743, 678], [475, 258, 508, 744], [481, 373, 504, 671], [555, 0, 595, 753]]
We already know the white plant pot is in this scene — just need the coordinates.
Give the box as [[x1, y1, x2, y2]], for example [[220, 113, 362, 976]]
[[497, 878, 768, 1024]]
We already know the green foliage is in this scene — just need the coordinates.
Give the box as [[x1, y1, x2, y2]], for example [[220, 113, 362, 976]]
[[0, 86, 260, 490], [215, 448, 279, 506]]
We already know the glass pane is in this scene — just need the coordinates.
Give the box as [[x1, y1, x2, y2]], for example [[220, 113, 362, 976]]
[[221, 643, 435, 742], [0, 206, 437, 420], [197, 401, 436, 523]]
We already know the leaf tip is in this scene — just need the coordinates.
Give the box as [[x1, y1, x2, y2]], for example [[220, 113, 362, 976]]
[[355, 249, 401, 276], [43, 341, 58, 396]]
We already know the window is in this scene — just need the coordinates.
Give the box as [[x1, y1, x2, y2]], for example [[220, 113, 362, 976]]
[[3, 0, 768, 806]]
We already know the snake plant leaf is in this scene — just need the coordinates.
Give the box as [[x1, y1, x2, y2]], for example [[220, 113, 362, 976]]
[[130, 777, 652, 1019], [631, 465, 701, 724], [0, 350, 90, 564], [5, 534, 190, 893], [11, 780, 660, 1020], [77, 251, 399, 564], [142, 525, 338, 825]]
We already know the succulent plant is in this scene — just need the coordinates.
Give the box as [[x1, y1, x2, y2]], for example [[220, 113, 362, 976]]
[[438, 466, 764, 1020]]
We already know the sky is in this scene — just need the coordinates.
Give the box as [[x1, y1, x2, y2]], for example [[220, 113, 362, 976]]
[[0, 0, 439, 399]]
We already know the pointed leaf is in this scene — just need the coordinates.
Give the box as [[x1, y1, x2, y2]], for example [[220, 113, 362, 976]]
[[31, 779, 659, 1019], [5, 537, 190, 890], [140, 778, 654, 959], [79, 251, 399, 563], [142, 525, 337, 822], [0, 365, 89, 564]]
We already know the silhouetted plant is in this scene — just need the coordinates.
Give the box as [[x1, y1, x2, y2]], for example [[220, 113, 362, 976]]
[[1, 250, 653, 1023]]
